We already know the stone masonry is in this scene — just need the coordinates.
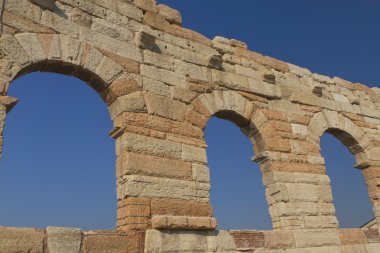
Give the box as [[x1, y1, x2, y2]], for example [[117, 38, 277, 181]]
[[0, 0, 379, 252]]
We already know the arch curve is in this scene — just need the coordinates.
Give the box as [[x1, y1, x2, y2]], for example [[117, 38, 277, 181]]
[[307, 110, 372, 168], [0, 33, 139, 106]]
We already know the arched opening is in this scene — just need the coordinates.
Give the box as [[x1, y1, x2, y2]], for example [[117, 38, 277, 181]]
[[205, 111, 271, 230], [321, 129, 374, 228], [0, 72, 115, 230]]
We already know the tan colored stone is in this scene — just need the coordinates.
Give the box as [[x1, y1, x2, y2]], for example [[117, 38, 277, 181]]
[[157, 4, 182, 25], [81, 231, 141, 253], [116, 152, 192, 180], [0, 227, 45, 253], [144, 93, 187, 121]]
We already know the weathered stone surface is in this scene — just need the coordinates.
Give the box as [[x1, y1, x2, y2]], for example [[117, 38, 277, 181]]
[[47, 227, 82, 253], [144, 93, 187, 121], [82, 231, 141, 253], [117, 152, 192, 180], [157, 4, 182, 25], [0, 227, 45, 253], [1, 1, 380, 251]]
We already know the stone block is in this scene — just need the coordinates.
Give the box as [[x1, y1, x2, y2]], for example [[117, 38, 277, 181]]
[[144, 93, 187, 121], [134, 0, 157, 13], [0, 227, 45, 253], [108, 91, 146, 120], [192, 163, 210, 183], [182, 145, 207, 163], [157, 4, 182, 25], [95, 56, 124, 84], [294, 229, 340, 248], [47, 227, 82, 253], [0, 35, 30, 67], [81, 231, 141, 253], [117, 132, 182, 158], [15, 33, 45, 63], [92, 18, 134, 42], [117, 152, 192, 180], [207, 230, 237, 252]]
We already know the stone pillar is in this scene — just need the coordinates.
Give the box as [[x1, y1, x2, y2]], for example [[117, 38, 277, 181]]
[[112, 127, 215, 231], [362, 165, 380, 231], [255, 151, 338, 230]]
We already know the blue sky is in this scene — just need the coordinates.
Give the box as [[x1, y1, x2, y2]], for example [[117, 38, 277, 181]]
[[0, 1, 379, 230]]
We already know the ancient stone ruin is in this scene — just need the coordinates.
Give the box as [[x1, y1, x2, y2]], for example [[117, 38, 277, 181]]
[[0, 0, 379, 252]]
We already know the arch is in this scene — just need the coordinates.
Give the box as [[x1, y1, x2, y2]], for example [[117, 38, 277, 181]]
[[0, 32, 146, 153], [0, 33, 139, 107], [191, 90, 275, 229], [308, 109, 376, 228], [307, 110, 371, 168]]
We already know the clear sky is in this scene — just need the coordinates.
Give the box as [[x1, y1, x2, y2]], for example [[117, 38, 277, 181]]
[[0, 1, 379, 230]]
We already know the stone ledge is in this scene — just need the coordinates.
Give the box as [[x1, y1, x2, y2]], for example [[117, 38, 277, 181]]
[[151, 215, 217, 230]]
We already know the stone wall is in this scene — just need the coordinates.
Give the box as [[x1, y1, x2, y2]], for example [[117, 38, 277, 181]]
[[0, 0, 379, 252]]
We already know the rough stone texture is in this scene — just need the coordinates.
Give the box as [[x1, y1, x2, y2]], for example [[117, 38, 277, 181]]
[[1, 0, 380, 252], [47, 226, 82, 253], [0, 227, 45, 253]]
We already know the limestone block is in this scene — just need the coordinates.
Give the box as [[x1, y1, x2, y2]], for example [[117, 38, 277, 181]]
[[80, 27, 142, 62], [81, 231, 141, 253], [0, 35, 31, 67], [144, 229, 208, 253], [157, 4, 182, 25], [248, 78, 282, 99], [60, 35, 82, 65], [95, 56, 124, 84], [291, 123, 308, 135], [207, 230, 238, 252], [366, 243, 380, 253], [119, 175, 209, 200], [47, 227, 82, 253], [289, 91, 320, 107], [0, 227, 45, 253], [294, 229, 340, 248], [192, 163, 210, 183], [82, 46, 104, 73], [141, 64, 186, 86], [144, 93, 187, 121], [134, 0, 157, 12], [38, 34, 61, 60], [143, 77, 171, 97], [143, 50, 174, 70], [28, 0, 56, 11], [286, 183, 319, 202], [170, 86, 197, 103], [41, 11, 79, 37], [92, 18, 133, 42], [235, 64, 260, 79], [304, 216, 338, 229], [108, 91, 146, 120], [182, 144, 207, 163], [118, 132, 182, 158], [71, 7, 93, 28], [212, 69, 250, 91], [313, 73, 334, 85], [174, 59, 212, 82], [340, 244, 368, 253], [117, 152, 192, 180], [5, 0, 42, 24], [332, 93, 349, 103], [264, 230, 296, 249], [15, 33, 45, 63]]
